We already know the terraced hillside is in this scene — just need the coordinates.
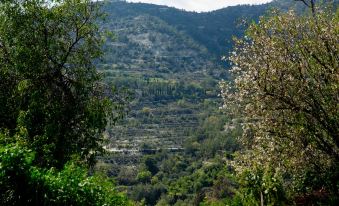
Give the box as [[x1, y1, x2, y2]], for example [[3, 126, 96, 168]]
[[99, 2, 219, 152], [98, 0, 305, 153]]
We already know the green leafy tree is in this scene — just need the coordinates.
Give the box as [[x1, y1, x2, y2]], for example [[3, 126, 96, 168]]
[[0, 0, 132, 205], [0, 0, 122, 168], [136, 170, 152, 184], [220, 2, 338, 204]]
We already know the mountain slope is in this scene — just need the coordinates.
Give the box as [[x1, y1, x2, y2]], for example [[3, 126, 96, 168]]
[[103, 1, 270, 59], [101, 13, 215, 74], [99, 0, 304, 152]]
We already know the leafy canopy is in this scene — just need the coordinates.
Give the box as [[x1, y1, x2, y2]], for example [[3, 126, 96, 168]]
[[0, 0, 132, 205], [0, 0, 122, 168]]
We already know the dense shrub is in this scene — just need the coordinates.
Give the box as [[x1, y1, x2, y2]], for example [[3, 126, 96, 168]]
[[0, 133, 130, 206]]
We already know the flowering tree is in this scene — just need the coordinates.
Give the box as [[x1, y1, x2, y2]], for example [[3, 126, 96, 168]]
[[220, 3, 338, 203]]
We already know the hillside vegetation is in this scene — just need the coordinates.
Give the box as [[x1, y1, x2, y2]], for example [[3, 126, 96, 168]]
[[98, 0, 281, 154]]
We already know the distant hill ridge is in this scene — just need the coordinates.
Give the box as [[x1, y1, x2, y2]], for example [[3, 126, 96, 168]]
[[103, 0, 304, 61]]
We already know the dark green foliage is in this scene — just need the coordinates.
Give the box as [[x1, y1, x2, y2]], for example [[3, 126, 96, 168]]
[[0, 134, 130, 206], [130, 183, 166, 205], [142, 156, 159, 175], [0, 0, 130, 205], [0, 135, 34, 205], [136, 170, 152, 183], [0, 0, 125, 168]]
